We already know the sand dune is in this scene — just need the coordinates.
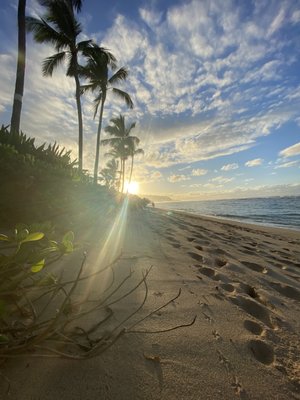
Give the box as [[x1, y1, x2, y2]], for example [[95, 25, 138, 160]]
[[1, 207, 300, 399]]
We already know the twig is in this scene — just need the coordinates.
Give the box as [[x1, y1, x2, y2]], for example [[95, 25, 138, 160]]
[[127, 315, 197, 334], [127, 287, 182, 331]]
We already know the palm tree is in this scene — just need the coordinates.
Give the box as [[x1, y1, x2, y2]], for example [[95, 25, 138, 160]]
[[99, 158, 119, 189], [127, 144, 144, 190], [26, 0, 97, 173], [10, 0, 26, 135], [101, 114, 139, 192], [80, 47, 133, 184]]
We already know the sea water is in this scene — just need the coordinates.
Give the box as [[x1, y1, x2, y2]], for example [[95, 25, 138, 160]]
[[157, 196, 300, 230]]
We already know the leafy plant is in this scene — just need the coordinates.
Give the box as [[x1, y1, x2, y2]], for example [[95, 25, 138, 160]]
[[0, 224, 195, 363]]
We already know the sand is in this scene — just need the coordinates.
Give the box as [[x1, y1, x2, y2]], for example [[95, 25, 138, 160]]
[[1, 206, 300, 399]]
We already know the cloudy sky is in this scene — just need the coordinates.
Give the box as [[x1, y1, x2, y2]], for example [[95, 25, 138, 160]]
[[1, 0, 300, 200]]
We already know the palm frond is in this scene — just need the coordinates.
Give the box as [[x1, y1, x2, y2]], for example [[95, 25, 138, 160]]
[[80, 83, 98, 95], [93, 93, 103, 119], [104, 125, 121, 136], [82, 44, 117, 70], [108, 67, 128, 85], [69, 0, 82, 12], [45, 0, 81, 41], [101, 138, 122, 147], [42, 51, 66, 76], [26, 16, 68, 48], [77, 39, 93, 52], [127, 121, 136, 135], [112, 88, 134, 109]]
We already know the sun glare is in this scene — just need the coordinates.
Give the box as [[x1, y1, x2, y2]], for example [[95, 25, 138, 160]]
[[125, 181, 139, 195]]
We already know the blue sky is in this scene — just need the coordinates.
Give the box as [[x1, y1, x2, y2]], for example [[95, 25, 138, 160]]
[[1, 0, 300, 200]]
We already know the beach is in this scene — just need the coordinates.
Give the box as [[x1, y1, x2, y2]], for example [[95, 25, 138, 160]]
[[1, 207, 300, 400]]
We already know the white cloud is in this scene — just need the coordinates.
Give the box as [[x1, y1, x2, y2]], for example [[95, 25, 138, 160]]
[[211, 176, 234, 184], [245, 158, 263, 167], [275, 160, 300, 169], [168, 174, 190, 183], [139, 8, 163, 28], [291, 10, 300, 24], [279, 142, 300, 158], [221, 163, 239, 171], [191, 168, 208, 176]]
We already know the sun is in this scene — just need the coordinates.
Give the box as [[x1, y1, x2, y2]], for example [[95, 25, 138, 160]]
[[124, 181, 139, 195]]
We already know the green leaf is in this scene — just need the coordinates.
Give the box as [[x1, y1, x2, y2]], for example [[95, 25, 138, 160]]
[[37, 273, 57, 286], [62, 231, 74, 253], [21, 232, 44, 244], [0, 234, 9, 241], [63, 231, 74, 243], [63, 241, 73, 253], [15, 227, 29, 241], [31, 259, 45, 273]]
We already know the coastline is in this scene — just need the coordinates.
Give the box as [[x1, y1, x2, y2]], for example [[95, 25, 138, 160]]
[[1, 207, 300, 399], [156, 206, 300, 236], [156, 195, 300, 232]]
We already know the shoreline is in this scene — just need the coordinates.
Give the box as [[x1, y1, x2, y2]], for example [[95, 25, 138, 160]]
[[155, 205, 300, 233]]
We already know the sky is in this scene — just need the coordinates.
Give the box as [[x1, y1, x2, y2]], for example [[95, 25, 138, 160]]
[[1, 0, 300, 201]]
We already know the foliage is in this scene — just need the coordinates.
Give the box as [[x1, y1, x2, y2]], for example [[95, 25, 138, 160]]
[[0, 223, 75, 351], [101, 114, 142, 192], [0, 224, 195, 364], [99, 159, 119, 190], [0, 125, 77, 171], [0, 125, 118, 228], [80, 44, 133, 184]]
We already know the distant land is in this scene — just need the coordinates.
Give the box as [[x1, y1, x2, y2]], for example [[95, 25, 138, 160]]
[[142, 194, 172, 202]]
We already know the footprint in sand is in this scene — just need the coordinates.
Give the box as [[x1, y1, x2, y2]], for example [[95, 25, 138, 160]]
[[198, 266, 216, 278], [216, 349, 231, 372], [230, 295, 274, 328], [242, 261, 267, 273], [212, 329, 222, 341], [214, 257, 227, 268], [194, 245, 203, 251], [188, 251, 203, 263], [243, 319, 264, 336], [248, 339, 274, 365], [269, 282, 300, 301], [187, 237, 196, 242], [220, 283, 235, 293]]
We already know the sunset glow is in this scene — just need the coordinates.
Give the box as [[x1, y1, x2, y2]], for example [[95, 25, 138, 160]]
[[124, 181, 139, 195]]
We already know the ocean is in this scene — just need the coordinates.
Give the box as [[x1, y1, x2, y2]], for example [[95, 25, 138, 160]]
[[157, 196, 300, 231]]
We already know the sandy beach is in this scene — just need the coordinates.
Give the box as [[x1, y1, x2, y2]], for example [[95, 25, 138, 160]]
[[1, 206, 300, 400]]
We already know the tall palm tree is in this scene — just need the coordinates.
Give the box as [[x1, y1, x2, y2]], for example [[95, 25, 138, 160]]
[[101, 114, 139, 192], [127, 144, 144, 190], [10, 0, 26, 135], [26, 0, 96, 173], [80, 47, 133, 184]]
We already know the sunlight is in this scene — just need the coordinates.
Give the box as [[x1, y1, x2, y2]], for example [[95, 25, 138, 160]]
[[84, 197, 129, 296], [124, 180, 139, 195]]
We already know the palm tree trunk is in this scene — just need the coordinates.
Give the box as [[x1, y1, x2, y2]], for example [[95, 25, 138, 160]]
[[127, 155, 134, 194], [118, 158, 122, 192], [74, 73, 83, 173], [10, 0, 26, 135], [121, 158, 126, 193], [93, 94, 106, 184], [129, 156, 134, 185]]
